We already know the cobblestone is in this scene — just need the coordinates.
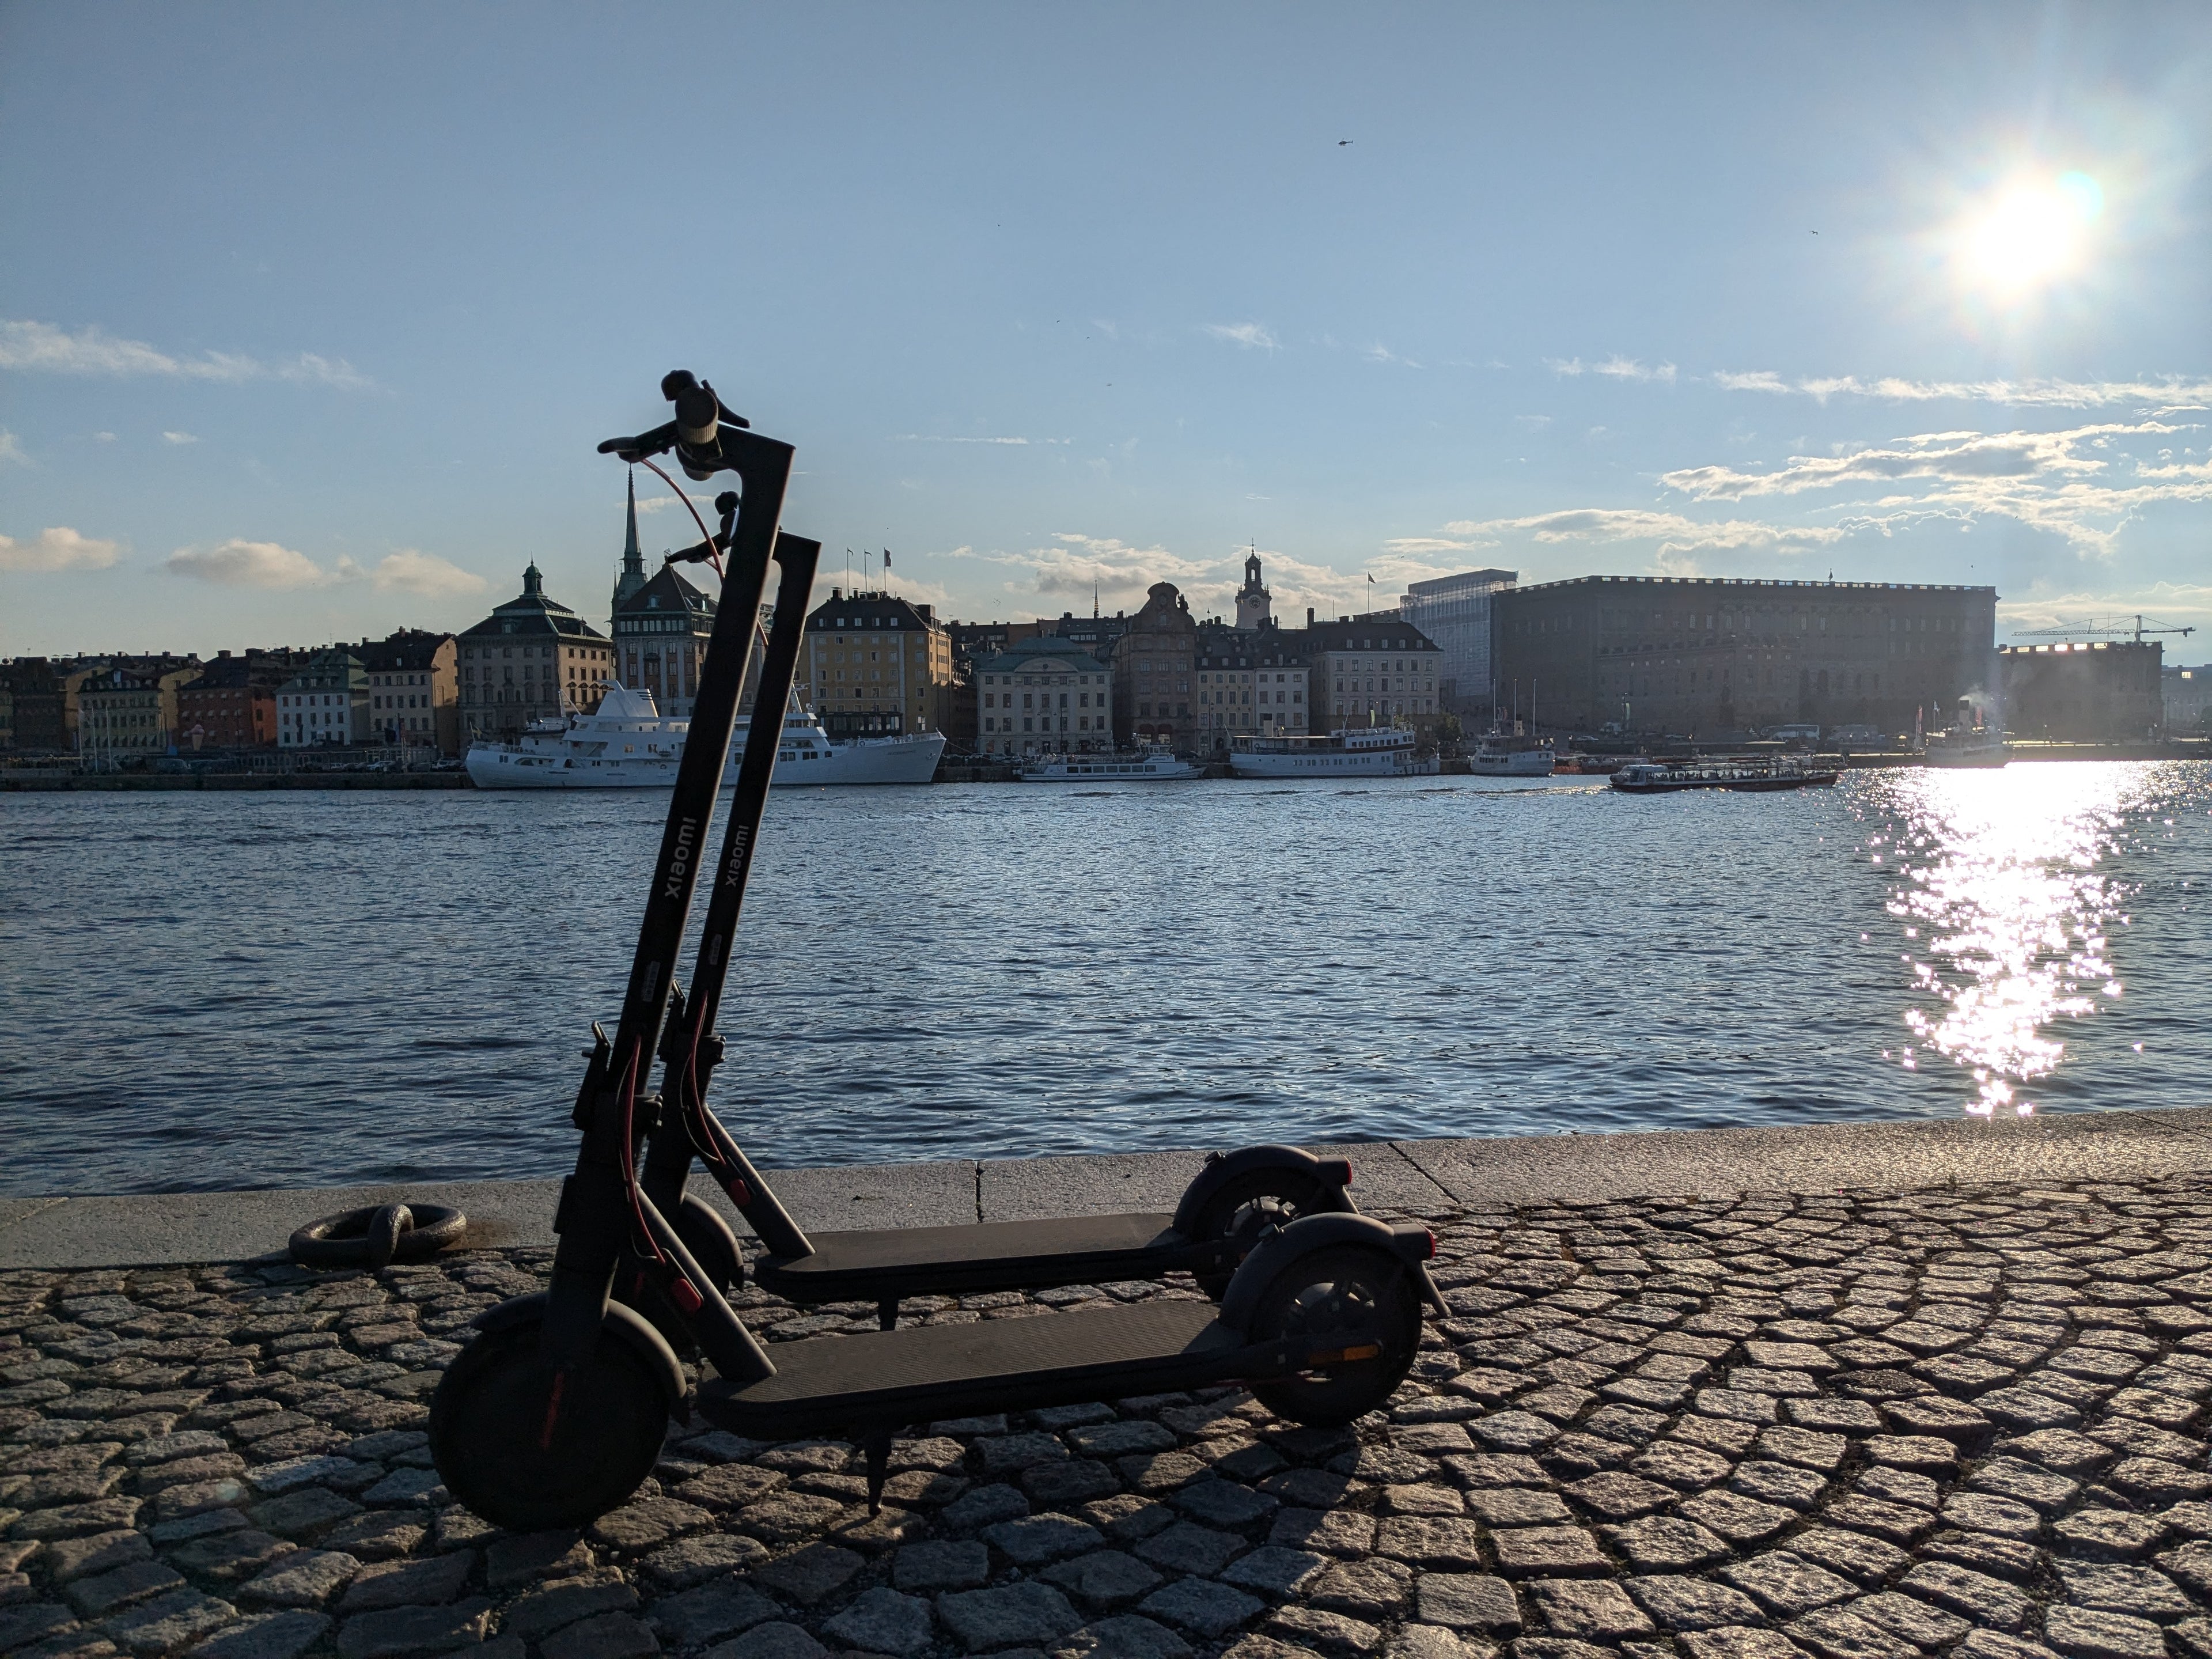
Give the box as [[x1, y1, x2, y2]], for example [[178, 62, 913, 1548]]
[[10, 1177, 2212, 1659]]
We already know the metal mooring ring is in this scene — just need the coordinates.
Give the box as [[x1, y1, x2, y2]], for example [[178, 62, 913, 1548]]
[[289, 1202, 468, 1270]]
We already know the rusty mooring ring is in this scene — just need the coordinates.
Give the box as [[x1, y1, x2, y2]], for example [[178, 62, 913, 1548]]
[[289, 1202, 467, 1270]]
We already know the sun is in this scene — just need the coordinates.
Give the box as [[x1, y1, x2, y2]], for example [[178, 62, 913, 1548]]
[[1957, 171, 2104, 300]]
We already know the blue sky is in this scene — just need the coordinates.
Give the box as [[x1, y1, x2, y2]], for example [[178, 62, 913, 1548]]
[[3, 3, 2208, 658]]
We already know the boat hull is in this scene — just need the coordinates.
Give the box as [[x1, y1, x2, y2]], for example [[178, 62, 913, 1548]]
[[464, 729, 945, 789]]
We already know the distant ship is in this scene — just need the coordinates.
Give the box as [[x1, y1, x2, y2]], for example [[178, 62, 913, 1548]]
[[1020, 748, 1203, 782], [1923, 727, 2010, 768], [1228, 726, 1438, 779], [464, 687, 945, 789], [1469, 724, 1556, 778]]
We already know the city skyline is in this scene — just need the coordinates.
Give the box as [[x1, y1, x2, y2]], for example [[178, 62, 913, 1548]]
[[3, 5, 2209, 658]]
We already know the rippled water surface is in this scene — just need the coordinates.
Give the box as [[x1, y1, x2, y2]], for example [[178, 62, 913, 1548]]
[[3, 763, 2207, 1195]]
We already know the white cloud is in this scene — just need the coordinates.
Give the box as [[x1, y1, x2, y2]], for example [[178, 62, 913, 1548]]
[[1410, 509, 1843, 558], [92, 431, 116, 442], [1513, 415, 1552, 430], [1593, 357, 1677, 383], [369, 550, 487, 597], [161, 430, 198, 445], [1707, 368, 2212, 409], [164, 539, 327, 589], [0, 320, 374, 391], [0, 429, 28, 466], [0, 526, 120, 573], [892, 434, 1070, 445], [1205, 322, 1280, 352], [1365, 343, 1421, 368], [161, 539, 489, 595]]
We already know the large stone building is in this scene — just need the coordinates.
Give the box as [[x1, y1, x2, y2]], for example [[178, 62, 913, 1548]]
[[1491, 575, 1999, 737], [2000, 641, 2164, 742], [1400, 568, 1516, 713], [974, 635, 1115, 757], [1, 659, 78, 753], [458, 563, 615, 741], [1308, 616, 1445, 732], [802, 588, 955, 739], [1111, 582, 1198, 749], [361, 630, 460, 753], [276, 649, 369, 749], [2164, 662, 2211, 735], [1194, 619, 1309, 749]]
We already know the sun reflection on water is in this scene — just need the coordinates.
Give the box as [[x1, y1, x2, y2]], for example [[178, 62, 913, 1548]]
[[1877, 767, 2135, 1117]]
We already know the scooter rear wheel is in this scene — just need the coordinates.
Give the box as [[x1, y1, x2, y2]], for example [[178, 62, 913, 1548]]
[[429, 1315, 670, 1531], [1191, 1172, 1344, 1299], [1247, 1244, 1422, 1427]]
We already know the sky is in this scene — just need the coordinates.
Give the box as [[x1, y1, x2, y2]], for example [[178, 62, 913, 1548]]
[[2, 3, 2209, 660]]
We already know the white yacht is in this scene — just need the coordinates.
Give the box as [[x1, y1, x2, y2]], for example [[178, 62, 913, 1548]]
[[1469, 724, 1556, 777], [465, 687, 945, 789], [1228, 726, 1438, 779], [1019, 748, 1203, 782]]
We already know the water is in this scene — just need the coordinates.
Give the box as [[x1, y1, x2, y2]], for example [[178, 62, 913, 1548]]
[[2, 764, 2207, 1196]]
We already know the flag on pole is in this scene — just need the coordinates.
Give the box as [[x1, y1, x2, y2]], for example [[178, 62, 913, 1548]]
[[883, 549, 892, 570]]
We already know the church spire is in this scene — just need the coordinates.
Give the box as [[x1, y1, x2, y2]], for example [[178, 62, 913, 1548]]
[[613, 468, 648, 616]]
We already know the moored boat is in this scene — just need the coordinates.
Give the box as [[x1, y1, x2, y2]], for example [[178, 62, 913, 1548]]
[[1228, 726, 1438, 779], [1610, 757, 1839, 794], [465, 687, 944, 789], [1019, 748, 1202, 782], [1469, 725, 1555, 777]]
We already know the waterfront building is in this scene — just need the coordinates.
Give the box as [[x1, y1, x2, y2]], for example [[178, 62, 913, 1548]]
[[176, 651, 294, 751], [0, 659, 67, 752], [1400, 568, 1516, 713], [1306, 616, 1445, 732], [1491, 575, 1999, 737], [78, 660, 200, 770], [276, 649, 370, 748], [458, 563, 614, 741], [1111, 582, 1198, 749], [802, 588, 955, 740], [974, 634, 1115, 757], [1194, 618, 1308, 749], [609, 476, 715, 715], [2000, 642, 2163, 742], [361, 630, 461, 753], [2164, 662, 2211, 735]]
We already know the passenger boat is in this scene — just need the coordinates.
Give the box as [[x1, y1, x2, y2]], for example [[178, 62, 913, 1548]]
[[465, 687, 945, 789], [1228, 726, 1439, 779], [1609, 758, 1839, 794], [1019, 748, 1203, 782], [1923, 727, 2010, 768], [1469, 725, 1556, 777]]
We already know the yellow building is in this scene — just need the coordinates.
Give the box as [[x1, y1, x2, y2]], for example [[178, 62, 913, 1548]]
[[802, 588, 954, 738]]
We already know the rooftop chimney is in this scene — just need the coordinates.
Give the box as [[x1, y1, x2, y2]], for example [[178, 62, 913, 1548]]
[[1306, 607, 1315, 627]]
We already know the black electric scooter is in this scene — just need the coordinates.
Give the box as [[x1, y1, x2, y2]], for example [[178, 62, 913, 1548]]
[[615, 541, 1360, 1334], [429, 374, 1445, 1533]]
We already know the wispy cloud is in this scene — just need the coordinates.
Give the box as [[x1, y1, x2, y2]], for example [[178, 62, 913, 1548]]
[[1393, 509, 1843, 560], [1365, 343, 1421, 368], [163, 540, 487, 593], [1709, 368, 2212, 409], [1205, 322, 1280, 353], [1546, 355, 1677, 382], [0, 320, 376, 391], [0, 526, 120, 573], [892, 434, 1071, 445], [1661, 418, 2211, 556], [161, 430, 199, 445], [0, 429, 29, 467]]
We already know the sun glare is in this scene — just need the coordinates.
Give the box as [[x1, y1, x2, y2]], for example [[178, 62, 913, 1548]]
[[1957, 171, 2104, 300]]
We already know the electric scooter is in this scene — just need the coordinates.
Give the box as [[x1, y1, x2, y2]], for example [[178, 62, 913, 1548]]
[[429, 374, 1445, 1533]]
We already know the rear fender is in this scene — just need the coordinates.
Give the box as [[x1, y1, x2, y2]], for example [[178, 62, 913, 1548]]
[[1218, 1213, 1445, 1336], [474, 1290, 690, 1421], [1171, 1144, 1356, 1236]]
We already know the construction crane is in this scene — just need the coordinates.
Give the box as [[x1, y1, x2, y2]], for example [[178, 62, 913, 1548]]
[[2012, 613, 2196, 645]]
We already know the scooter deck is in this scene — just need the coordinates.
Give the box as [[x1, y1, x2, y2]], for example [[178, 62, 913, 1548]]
[[751, 1211, 1202, 1303], [698, 1298, 1260, 1438]]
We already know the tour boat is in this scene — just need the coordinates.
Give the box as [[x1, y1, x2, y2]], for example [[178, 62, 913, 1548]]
[[1228, 726, 1439, 779], [1610, 758, 1839, 794], [1923, 727, 2010, 768], [1019, 748, 1203, 782], [1469, 725, 1556, 777], [465, 686, 945, 789]]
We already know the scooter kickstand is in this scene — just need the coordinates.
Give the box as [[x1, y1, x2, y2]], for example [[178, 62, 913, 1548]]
[[862, 1429, 892, 1516], [876, 1298, 898, 1332]]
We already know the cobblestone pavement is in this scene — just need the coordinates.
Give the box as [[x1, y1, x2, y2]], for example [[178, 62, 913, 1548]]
[[6, 1178, 2212, 1659]]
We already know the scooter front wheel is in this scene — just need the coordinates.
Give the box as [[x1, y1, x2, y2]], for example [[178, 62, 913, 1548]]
[[1247, 1244, 1422, 1427], [429, 1315, 670, 1531]]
